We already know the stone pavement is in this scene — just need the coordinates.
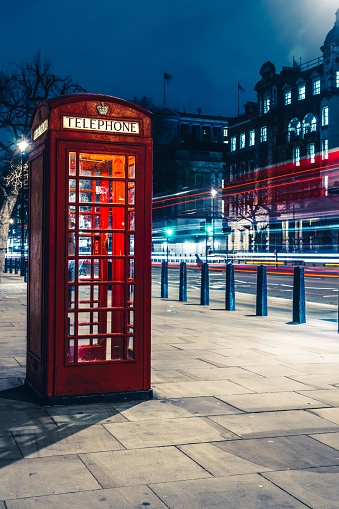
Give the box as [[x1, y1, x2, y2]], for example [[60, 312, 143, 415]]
[[1, 273, 339, 508]]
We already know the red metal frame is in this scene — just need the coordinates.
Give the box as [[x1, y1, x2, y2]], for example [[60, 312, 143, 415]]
[[27, 95, 152, 401]]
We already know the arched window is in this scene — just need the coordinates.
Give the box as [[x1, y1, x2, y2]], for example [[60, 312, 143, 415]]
[[302, 114, 317, 137], [287, 118, 301, 141]]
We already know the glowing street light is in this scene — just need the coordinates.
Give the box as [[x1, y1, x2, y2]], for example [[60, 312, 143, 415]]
[[165, 227, 173, 262], [211, 188, 217, 251], [18, 138, 29, 277]]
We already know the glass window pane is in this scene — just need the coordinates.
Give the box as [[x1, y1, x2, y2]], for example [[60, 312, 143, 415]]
[[109, 310, 125, 333], [111, 338, 124, 360], [128, 156, 135, 178], [111, 207, 125, 229], [127, 285, 135, 307], [69, 152, 76, 176], [128, 209, 135, 230], [69, 179, 76, 202], [77, 338, 106, 362], [111, 233, 125, 256], [128, 182, 135, 204], [67, 339, 75, 362], [127, 337, 134, 359]]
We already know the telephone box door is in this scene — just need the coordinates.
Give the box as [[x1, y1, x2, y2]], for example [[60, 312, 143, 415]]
[[54, 144, 150, 396]]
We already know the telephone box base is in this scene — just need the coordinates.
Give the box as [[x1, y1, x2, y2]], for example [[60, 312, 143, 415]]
[[24, 381, 153, 406]]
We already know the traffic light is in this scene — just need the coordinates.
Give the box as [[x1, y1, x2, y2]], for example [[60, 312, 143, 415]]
[[200, 221, 206, 232]]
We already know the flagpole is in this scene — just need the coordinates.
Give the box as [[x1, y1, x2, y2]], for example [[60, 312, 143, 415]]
[[237, 81, 240, 116]]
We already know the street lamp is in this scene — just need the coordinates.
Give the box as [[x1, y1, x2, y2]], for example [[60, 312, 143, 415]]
[[18, 138, 28, 276], [165, 227, 173, 262], [211, 188, 217, 251]]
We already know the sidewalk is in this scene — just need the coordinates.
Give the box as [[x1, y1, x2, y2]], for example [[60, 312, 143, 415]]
[[1, 273, 339, 508]]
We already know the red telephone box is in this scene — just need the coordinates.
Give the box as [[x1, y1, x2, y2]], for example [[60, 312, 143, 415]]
[[26, 94, 152, 403]]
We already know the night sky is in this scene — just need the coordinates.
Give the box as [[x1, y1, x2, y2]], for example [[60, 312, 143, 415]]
[[1, 0, 338, 117]]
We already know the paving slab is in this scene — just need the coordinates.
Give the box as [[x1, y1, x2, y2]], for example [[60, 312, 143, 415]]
[[103, 416, 234, 448], [309, 407, 339, 425], [46, 403, 128, 426], [149, 474, 310, 509], [13, 425, 125, 457], [167, 396, 243, 416], [311, 431, 339, 450], [153, 379, 254, 398], [215, 435, 339, 470], [0, 455, 100, 500], [178, 365, 264, 381], [80, 446, 212, 487], [209, 409, 339, 438], [5, 486, 168, 509], [0, 432, 22, 460], [262, 466, 339, 509], [218, 391, 330, 412], [179, 442, 270, 476], [227, 375, 314, 393], [111, 399, 193, 420]]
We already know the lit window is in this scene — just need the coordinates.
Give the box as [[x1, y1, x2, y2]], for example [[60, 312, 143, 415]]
[[322, 139, 328, 160], [302, 113, 317, 137], [298, 84, 306, 101], [288, 118, 301, 141], [260, 126, 267, 142], [313, 78, 321, 95], [284, 90, 291, 105], [307, 143, 315, 163], [223, 127, 228, 137], [322, 106, 329, 126], [293, 146, 300, 166], [249, 129, 255, 146], [230, 136, 236, 152], [336, 71, 339, 88], [264, 97, 270, 113], [240, 133, 245, 149]]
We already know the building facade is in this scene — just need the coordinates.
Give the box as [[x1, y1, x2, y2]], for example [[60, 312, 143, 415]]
[[225, 10, 339, 254], [152, 109, 229, 256]]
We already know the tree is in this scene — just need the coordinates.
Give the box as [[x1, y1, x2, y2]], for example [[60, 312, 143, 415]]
[[0, 52, 85, 272]]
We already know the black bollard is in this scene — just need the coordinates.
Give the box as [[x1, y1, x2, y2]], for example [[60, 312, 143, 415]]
[[225, 263, 235, 310], [4, 257, 8, 273], [161, 260, 168, 299], [15, 258, 19, 274], [179, 261, 187, 302], [9, 257, 13, 274], [200, 262, 209, 305], [256, 265, 268, 316], [293, 266, 306, 323]]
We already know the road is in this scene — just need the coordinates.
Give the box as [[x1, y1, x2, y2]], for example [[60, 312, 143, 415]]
[[152, 264, 339, 306]]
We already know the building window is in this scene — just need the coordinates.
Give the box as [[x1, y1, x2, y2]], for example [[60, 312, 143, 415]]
[[336, 71, 339, 88], [322, 106, 329, 126], [288, 118, 301, 141], [313, 78, 321, 95], [307, 143, 316, 163], [230, 136, 236, 152], [263, 97, 270, 113], [230, 164, 236, 181], [302, 113, 317, 137], [284, 90, 291, 105], [249, 129, 255, 146], [260, 126, 267, 142], [293, 146, 300, 166], [240, 133, 245, 149], [298, 84, 306, 101], [322, 139, 329, 160]]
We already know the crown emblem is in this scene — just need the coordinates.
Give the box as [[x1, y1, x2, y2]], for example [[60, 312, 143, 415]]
[[96, 102, 109, 115]]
